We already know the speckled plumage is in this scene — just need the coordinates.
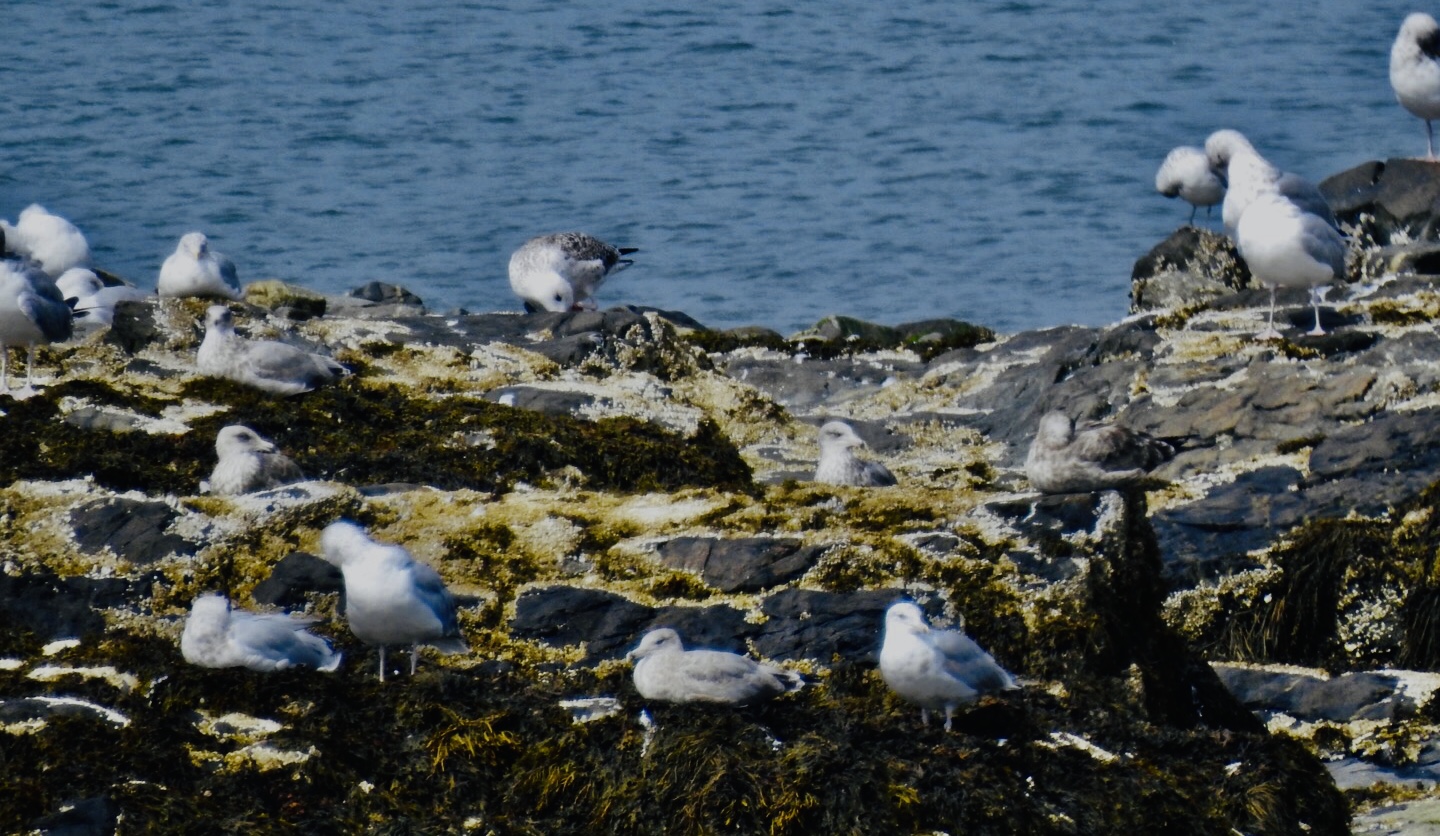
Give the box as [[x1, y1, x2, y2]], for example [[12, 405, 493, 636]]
[[208, 424, 304, 495], [1025, 411, 1174, 494], [197, 305, 345, 396], [814, 420, 896, 487], [508, 232, 636, 312], [626, 628, 802, 705]]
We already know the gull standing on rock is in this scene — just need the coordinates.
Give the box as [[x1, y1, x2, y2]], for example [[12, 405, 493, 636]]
[[1205, 129, 1335, 237], [626, 628, 803, 705], [879, 602, 1017, 732], [158, 232, 243, 300], [1236, 192, 1348, 339], [180, 593, 341, 672], [1025, 411, 1175, 494], [0, 260, 73, 395], [0, 204, 91, 278], [508, 232, 637, 312], [1391, 13, 1440, 159], [197, 305, 346, 395], [1155, 146, 1225, 226], [207, 425, 305, 495], [814, 420, 897, 487], [320, 521, 469, 682]]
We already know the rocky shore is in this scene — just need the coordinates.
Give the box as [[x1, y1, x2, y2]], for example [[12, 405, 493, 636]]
[[7, 159, 1440, 834]]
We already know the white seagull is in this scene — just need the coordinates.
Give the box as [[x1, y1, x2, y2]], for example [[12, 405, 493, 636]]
[[158, 232, 243, 300], [55, 268, 152, 332], [508, 232, 636, 312], [320, 521, 469, 682], [197, 305, 346, 396], [626, 628, 803, 705], [1155, 146, 1225, 225], [180, 593, 341, 672], [1392, 12, 1440, 159], [0, 260, 73, 395], [1236, 192, 1348, 339], [814, 420, 897, 487], [879, 602, 1017, 731], [0, 204, 91, 278], [1025, 411, 1175, 494], [1204, 129, 1335, 237], [208, 424, 305, 495]]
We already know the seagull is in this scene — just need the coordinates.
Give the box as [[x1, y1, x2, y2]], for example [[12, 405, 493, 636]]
[[207, 424, 305, 495], [1236, 192, 1348, 339], [0, 204, 91, 278], [879, 602, 1017, 731], [197, 305, 346, 396], [158, 232, 243, 300], [180, 593, 341, 672], [0, 260, 73, 395], [1392, 12, 1440, 159], [55, 268, 152, 332], [1155, 146, 1225, 225], [320, 521, 469, 682], [626, 628, 803, 705], [1204, 129, 1335, 237], [1025, 411, 1175, 494], [814, 420, 897, 487], [508, 232, 637, 312]]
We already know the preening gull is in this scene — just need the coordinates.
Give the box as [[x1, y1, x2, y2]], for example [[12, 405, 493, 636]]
[[55, 268, 152, 332], [1025, 411, 1174, 494], [180, 593, 341, 672], [0, 260, 73, 395], [208, 424, 305, 495], [814, 420, 897, 487], [158, 232, 243, 300], [1155, 146, 1225, 225], [1204, 129, 1335, 237], [879, 602, 1017, 731], [0, 204, 91, 277], [320, 521, 469, 682], [1236, 192, 1348, 339], [1392, 12, 1440, 159], [197, 305, 346, 396], [626, 628, 802, 705], [508, 232, 637, 312]]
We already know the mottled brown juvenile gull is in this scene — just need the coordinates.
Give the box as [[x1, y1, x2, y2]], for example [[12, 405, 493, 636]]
[[508, 232, 637, 312], [1392, 13, 1440, 159], [626, 628, 802, 705], [197, 305, 345, 396], [1236, 192, 1348, 339], [1024, 411, 1174, 494], [0, 260, 73, 395], [1155, 146, 1225, 225], [207, 424, 305, 496], [814, 420, 897, 487], [879, 602, 1017, 731], [158, 232, 243, 300], [1204, 129, 1334, 237], [0, 204, 91, 278], [180, 593, 341, 672], [320, 521, 469, 682]]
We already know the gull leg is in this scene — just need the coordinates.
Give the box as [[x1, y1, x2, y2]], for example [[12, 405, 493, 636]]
[[1429, 120, 1436, 160], [410, 644, 419, 676], [1256, 285, 1283, 340], [0, 347, 9, 394], [1188, 204, 1197, 226], [378, 646, 387, 683], [920, 708, 930, 727], [943, 706, 954, 733], [1307, 287, 1327, 336], [25, 345, 36, 388]]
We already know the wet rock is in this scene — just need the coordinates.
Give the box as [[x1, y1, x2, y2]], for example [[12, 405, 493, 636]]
[[652, 536, 827, 593], [68, 497, 198, 564], [251, 552, 343, 609], [1215, 665, 1412, 723], [753, 588, 902, 663], [1130, 226, 1251, 312], [1321, 157, 1440, 243], [347, 281, 424, 308]]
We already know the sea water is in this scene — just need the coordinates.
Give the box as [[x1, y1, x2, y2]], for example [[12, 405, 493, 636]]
[[0, 0, 1416, 334]]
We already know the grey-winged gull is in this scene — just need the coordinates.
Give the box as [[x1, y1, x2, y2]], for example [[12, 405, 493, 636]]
[[508, 232, 637, 312], [1025, 411, 1175, 494], [1392, 13, 1440, 159], [879, 602, 1017, 731], [1204, 129, 1335, 237], [626, 628, 802, 705], [56, 268, 152, 332], [197, 305, 346, 396], [814, 420, 897, 487], [1236, 192, 1348, 339], [320, 520, 469, 682], [0, 260, 73, 395], [0, 204, 91, 278], [1155, 146, 1225, 225], [158, 232, 243, 300], [180, 593, 341, 672], [207, 424, 305, 495]]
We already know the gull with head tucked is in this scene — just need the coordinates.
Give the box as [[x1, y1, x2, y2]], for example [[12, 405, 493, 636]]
[[1392, 12, 1440, 159], [626, 627, 803, 705], [180, 593, 341, 672], [158, 232, 243, 300], [1155, 146, 1225, 226], [0, 204, 91, 278], [208, 424, 305, 495], [879, 602, 1017, 731], [197, 305, 346, 396], [814, 420, 897, 487], [508, 232, 637, 312]]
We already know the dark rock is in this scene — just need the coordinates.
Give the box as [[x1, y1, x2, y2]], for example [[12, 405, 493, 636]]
[[510, 586, 653, 662], [753, 588, 903, 663], [653, 536, 826, 593], [30, 796, 119, 836], [252, 552, 343, 609], [804, 416, 910, 454], [1216, 666, 1409, 723], [0, 569, 153, 641], [719, 354, 924, 409], [68, 497, 197, 564], [1320, 157, 1440, 243], [102, 299, 160, 354], [644, 605, 751, 654], [1309, 408, 1440, 483], [1363, 241, 1440, 278], [348, 281, 424, 307], [485, 386, 598, 417], [1130, 226, 1251, 312]]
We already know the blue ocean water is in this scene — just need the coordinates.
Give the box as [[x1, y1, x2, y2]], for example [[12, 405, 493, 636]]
[[0, 1, 1418, 334]]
